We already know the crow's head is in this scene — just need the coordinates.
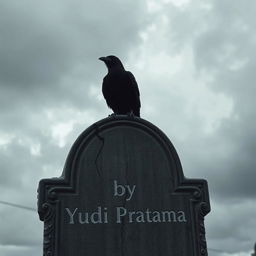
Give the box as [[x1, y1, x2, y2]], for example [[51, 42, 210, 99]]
[[99, 55, 124, 70]]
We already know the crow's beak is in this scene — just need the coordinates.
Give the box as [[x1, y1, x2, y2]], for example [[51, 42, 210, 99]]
[[99, 57, 107, 62]]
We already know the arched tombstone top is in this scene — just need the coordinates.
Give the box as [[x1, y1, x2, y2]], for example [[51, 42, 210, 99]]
[[38, 116, 210, 256], [62, 116, 184, 188]]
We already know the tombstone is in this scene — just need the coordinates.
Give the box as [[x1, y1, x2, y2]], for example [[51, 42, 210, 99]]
[[38, 116, 210, 256]]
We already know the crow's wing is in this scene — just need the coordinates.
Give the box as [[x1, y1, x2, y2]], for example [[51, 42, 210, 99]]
[[126, 71, 141, 109], [126, 71, 140, 97]]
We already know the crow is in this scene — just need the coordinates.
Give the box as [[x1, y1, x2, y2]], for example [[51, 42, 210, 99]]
[[99, 55, 141, 117]]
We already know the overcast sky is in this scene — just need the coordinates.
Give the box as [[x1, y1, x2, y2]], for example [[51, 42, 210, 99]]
[[0, 0, 255, 255]]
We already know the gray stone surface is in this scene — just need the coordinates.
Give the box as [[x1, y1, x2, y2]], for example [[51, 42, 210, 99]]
[[38, 116, 210, 256]]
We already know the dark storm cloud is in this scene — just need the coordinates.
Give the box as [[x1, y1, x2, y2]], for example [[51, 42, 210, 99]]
[[0, 0, 148, 109], [0, 1, 74, 86]]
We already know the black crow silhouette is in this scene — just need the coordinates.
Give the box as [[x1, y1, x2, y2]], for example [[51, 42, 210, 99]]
[[99, 55, 141, 117]]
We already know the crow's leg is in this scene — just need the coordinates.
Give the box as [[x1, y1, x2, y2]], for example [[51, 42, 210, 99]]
[[127, 111, 135, 118]]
